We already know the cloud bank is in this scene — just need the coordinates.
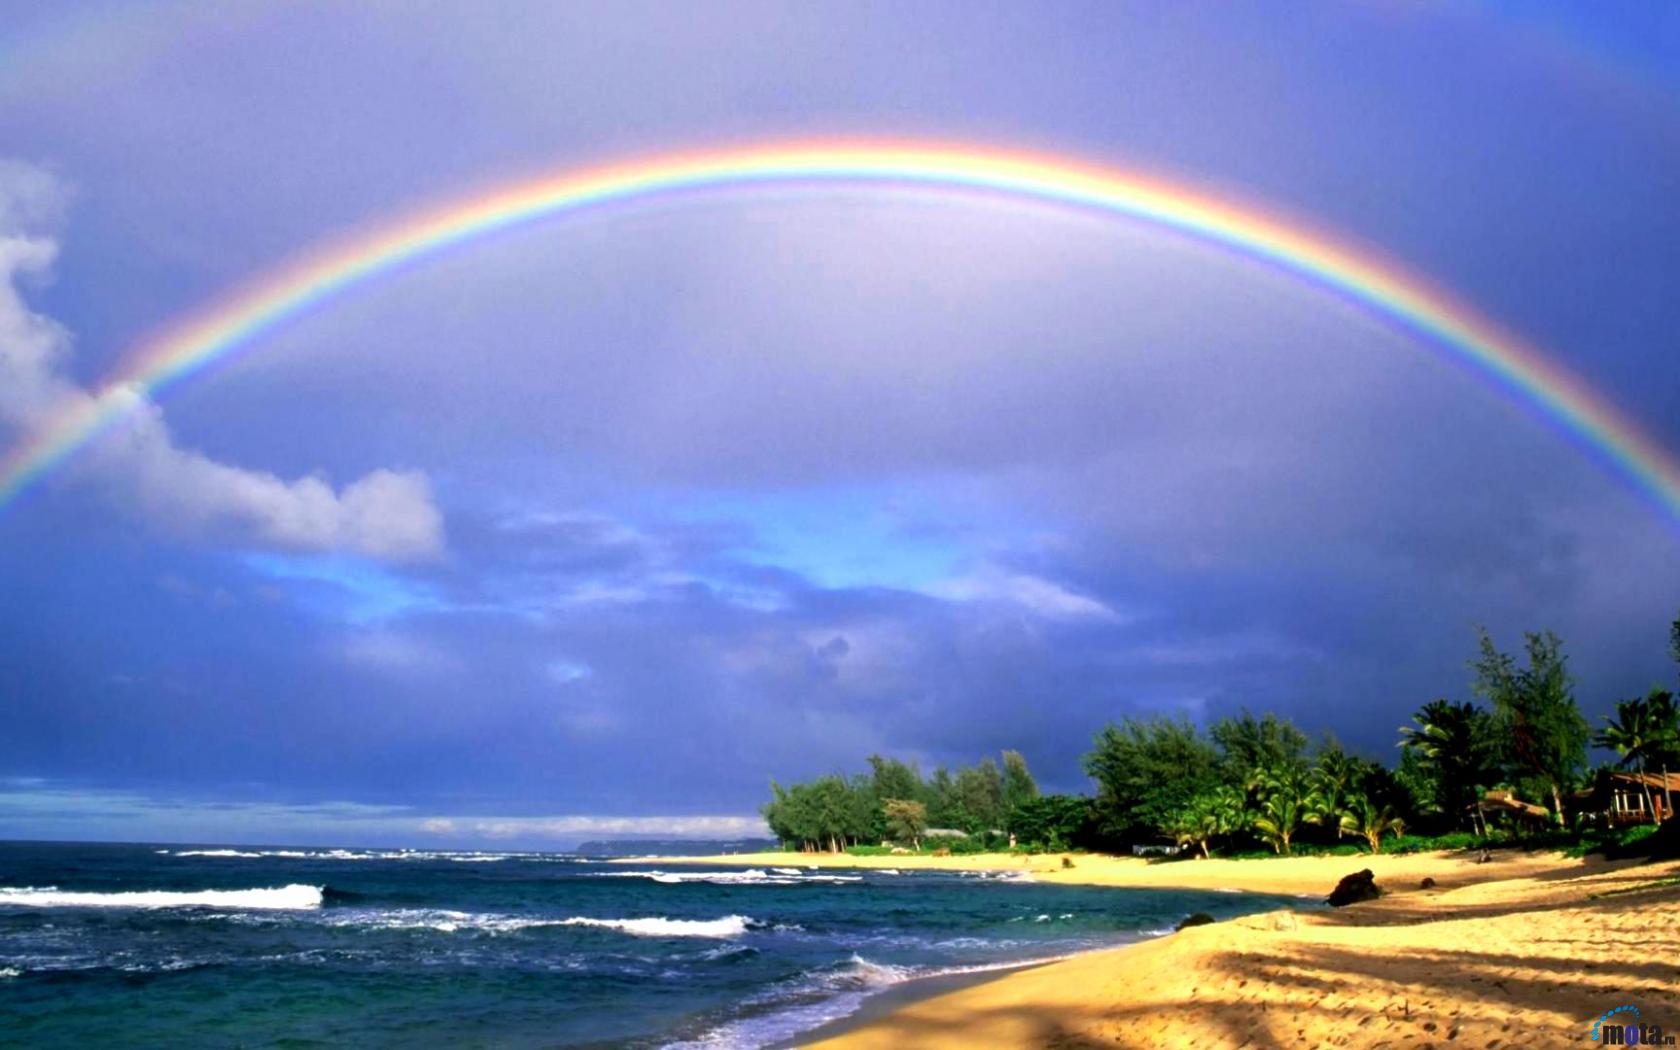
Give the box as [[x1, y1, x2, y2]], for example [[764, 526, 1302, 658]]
[[0, 165, 443, 560]]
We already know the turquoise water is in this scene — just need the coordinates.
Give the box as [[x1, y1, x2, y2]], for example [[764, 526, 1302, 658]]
[[0, 842, 1303, 1047]]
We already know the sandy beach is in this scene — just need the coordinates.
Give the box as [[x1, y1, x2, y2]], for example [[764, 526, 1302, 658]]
[[634, 850, 1680, 1047]]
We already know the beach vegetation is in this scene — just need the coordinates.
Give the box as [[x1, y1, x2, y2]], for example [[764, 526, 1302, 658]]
[[1399, 699, 1501, 834], [1083, 716, 1219, 843], [1338, 794, 1406, 854], [1471, 627, 1589, 824], [881, 799, 928, 850], [763, 621, 1679, 863], [1251, 766, 1311, 854]]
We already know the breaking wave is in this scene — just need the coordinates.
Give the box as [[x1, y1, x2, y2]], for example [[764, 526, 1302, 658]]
[[613, 869, 863, 886], [558, 915, 757, 939], [669, 951, 1086, 1048], [0, 884, 324, 911]]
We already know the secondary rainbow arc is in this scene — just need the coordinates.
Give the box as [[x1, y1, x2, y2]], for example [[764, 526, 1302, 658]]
[[3, 141, 1677, 521]]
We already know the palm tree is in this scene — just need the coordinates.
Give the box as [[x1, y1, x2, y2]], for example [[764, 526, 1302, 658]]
[[1596, 690, 1679, 824], [1252, 767, 1309, 855], [1169, 786, 1247, 858], [1339, 793, 1406, 854], [1399, 700, 1497, 834], [1647, 691, 1680, 819], [1168, 795, 1222, 859], [1303, 745, 1357, 836]]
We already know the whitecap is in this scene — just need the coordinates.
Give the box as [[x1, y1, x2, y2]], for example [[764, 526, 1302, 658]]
[[169, 849, 264, 858], [558, 914, 755, 939], [0, 884, 323, 911]]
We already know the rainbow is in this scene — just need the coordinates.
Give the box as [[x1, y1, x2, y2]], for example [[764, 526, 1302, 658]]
[[4, 140, 1679, 519]]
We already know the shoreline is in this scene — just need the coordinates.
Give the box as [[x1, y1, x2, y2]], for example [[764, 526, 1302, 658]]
[[614, 845, 1595, 896], [800, 852, 1680, 1048], [768, 954, 1069, 1050], [622, 848, 1680, 1047]]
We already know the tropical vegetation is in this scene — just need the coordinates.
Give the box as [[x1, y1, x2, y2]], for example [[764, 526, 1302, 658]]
[[761, 618, 1680, 858]]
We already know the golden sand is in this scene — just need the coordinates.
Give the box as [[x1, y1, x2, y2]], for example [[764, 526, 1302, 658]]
[[635, 850, 1680, 1047]]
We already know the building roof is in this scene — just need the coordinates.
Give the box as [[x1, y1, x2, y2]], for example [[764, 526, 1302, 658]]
[[1607, 771, 1680, 791], [1474, 791, 1550, 818]]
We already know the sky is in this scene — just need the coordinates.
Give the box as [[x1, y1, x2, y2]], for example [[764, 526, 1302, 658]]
[[1, 1, 1678, 848]]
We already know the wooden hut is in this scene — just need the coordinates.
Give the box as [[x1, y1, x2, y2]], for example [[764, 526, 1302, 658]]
[[1598, 771, 1680, 825]]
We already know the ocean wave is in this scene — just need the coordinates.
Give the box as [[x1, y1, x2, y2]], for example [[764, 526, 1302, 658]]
[[318, 908, 564, 934], [0, 884, 323, 911], [612, 869, 862, 887], [670, 951, 1084, 1049], [170, 849, 265, 858], [0, 967, 20, 979], [558, 915, 757, 939]]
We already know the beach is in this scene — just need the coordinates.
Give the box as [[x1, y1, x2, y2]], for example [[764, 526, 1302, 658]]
[[633, 849, 1680, 1047]]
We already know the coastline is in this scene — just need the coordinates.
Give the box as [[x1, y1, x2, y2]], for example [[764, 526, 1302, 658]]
[[626, 849, 1680, 1047], [615, 846, 1591, 896], [807, 852, 1680, 1048], [768, 955, 1068, 1050]]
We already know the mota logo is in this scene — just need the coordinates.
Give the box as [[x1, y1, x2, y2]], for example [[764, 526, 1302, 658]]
[[1595, 1005, 1676, 1046]]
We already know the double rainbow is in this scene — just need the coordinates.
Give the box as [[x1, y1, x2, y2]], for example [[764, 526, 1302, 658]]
[[3, 141, 1676, 519]]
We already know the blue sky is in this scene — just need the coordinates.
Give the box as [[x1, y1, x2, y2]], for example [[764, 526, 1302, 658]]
[[1, 2, 1678, 848]]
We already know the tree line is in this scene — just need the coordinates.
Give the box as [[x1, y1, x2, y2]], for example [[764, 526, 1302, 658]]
[[763, 617, 1680, 856], [761, 751, 1043, 852]]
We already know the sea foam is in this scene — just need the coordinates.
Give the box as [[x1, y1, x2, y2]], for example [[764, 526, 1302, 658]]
[[558, 914, 756, 939], [0, 884, 323, 910]]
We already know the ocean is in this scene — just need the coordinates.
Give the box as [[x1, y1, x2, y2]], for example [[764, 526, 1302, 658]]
[[0, 841, 1304, 1047]]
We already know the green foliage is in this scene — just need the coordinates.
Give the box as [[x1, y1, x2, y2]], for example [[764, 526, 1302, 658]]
[[1010, 794, 1096, 851], [768, 751, 1044, 852], [1083, 716, 1219, 843], [1398, 698, 1501, 832], [1388, 831, 1486, 854], [1166, 785, 1246, 858], [1211, 711, 1309, 786], [1338, 793, 1406, 853], [924, 833, 993, 855], [762, 615, 1674, 864], [843, 845, 899, 857], [867, 755, 924, 808], [1594, 689, 1680, 825], [1472, 627, 1589, 823], [1001, 750, 1039, 829], [1251, 766, 1310, 854], [881, 798, 928, 848], [950, 758, 1006, 834]]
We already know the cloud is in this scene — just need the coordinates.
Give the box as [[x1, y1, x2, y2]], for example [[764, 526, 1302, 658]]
[[339, 629, 461, 676], [927, 565, 1123, 622], [0, 165, 443, 561], [0, 779, 764, 847]]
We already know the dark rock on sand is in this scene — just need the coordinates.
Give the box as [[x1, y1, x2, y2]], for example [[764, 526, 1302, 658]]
[[1327, 869, 1381, 907], [1420, 877, 1436, 889], [1176, 912, 1217, 931]]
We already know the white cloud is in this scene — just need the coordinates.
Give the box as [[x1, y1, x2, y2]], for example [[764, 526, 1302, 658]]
[[0, 164, 443, 560], [927, 565, 1123, 622], [0, 780, 767, 846]]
